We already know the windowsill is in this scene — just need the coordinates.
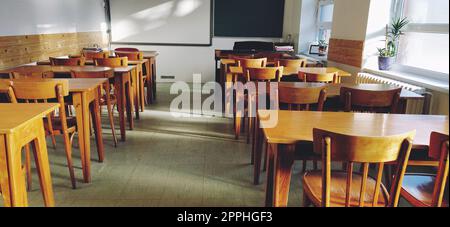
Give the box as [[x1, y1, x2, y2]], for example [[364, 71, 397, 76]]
[[297, 52, 328, 63], [363, 67, 449, 94]]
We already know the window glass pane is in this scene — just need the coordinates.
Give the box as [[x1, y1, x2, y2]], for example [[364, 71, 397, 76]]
[[403, 0, 449, 24], [319, 4, 334, 22], [318, 28, 331, 43], [398, 32, 449, 74]]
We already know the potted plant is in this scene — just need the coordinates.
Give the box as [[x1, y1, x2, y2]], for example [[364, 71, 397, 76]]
[[318, 40, 328, 56], [377, 17, 409, 70]]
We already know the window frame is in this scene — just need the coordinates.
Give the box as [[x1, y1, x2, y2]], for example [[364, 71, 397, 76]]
[[391, 0, 449, 78], [316, 0, 334, 42]]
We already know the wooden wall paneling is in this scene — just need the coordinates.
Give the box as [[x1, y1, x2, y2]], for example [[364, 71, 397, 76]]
[[0, 31, 107, 70], [327, 38, 365, 68]]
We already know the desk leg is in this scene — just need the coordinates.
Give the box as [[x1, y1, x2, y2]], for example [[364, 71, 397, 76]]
[[138, 64, 145, 112], [115, 75, 126, 141], [31, 122, 55, 207], [265, 144, 295, 207], [152, 59, 157, 101], [146, 60, 153, 104], [0, 135, 13, 206], [125, 72, 135, 130], [73, 92, 91, 183], [91, 88, 104, 162], [131, 68, 140, 120], [253, 120, 264, 185]]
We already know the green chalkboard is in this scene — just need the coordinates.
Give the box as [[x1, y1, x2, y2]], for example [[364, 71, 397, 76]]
[[214, 0, 285, 38]]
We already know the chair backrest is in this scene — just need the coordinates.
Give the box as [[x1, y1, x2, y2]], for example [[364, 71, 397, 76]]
[[11, 68, 54, 79], [247, 67, 284, 82], [313, 128, 416, 207], [301, 72, 336, 83], [115, 51, 144, 60], [0, 80, 17, 103], [82, 51, 109, 60], [11, 79, 70, 132], [428, 132, 449, 207], [11, 79, 69, 100], [278, 85, 327, 111], [237, 58, 267, 69], [70, 69, 114, 79], [277, 59, 307, 68], [340, 86, 402, 113], [115, 47, 139, 52], [50, 57, 86, 66], [94, 57, 129, 67]]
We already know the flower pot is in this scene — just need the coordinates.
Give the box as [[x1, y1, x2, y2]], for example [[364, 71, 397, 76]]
[[378, 56, 395, 70]]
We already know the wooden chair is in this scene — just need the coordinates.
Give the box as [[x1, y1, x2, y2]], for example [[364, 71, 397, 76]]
[[340, 86, 402, 113], [0, 80, 16, 103], [245, 67, 283, 147], [71, 70, 118, 147], [252, 84, 329, 185], [229, 58, 267, 141], [300, 72, 337, 83], [115, 47, 139, 52], [115, 51, 144, 60], [303, 128, 415, 207], [82, 51, 109, 60], [278, 85, 327, 172], [277, 58, 307, 68], [10, 79, 77, 189], [50, 57, 86, 66], [94, 57, 128, 68], [401, 132, 449, 207], [11, 69, 54, 79]]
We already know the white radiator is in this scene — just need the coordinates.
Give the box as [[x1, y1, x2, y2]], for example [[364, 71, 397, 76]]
[[356, 73, 432, 114]]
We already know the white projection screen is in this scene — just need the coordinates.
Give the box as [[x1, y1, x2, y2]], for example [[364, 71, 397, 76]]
[[109, 0, 212, 46]]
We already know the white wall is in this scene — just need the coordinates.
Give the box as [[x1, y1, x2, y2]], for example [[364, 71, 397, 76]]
[[327, 0, 371, 82], [113, 36, 281, 83], [364, 0, 393, 67], [298, 0, 319, 53], [112, 0, 296, 83], [0, 0, 107, 36], [283, 0, 302, 51]]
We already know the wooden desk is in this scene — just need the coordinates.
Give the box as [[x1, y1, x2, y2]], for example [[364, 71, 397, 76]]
[[257, 110, 449, 207], [0, 65, 137, 141], [283, 67, 352, 83], [4, 78, 107, 183], [67, 79, 106, 183], [0, 103, 58, 207], [36, 58, 149, 111]]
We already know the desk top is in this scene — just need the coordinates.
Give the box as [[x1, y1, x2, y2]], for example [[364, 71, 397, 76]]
[[36, 58, 148, 66], [0, 65, 135, 74], [278, 82, 424, 100], [0, 103, 59, 134], [65, 78, 108, 92], [2, 78, 107, 93], [259, 110, 449, 149]]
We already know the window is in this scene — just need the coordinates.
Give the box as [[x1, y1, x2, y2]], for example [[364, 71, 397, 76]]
[[316, 0, 334, 44], [395, 0, 449, 75]]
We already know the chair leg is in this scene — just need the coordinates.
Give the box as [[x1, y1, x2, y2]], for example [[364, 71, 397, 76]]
[[63, 132, 76, 189], [302, 160, 307, 173], [25, 144, 32, 192], [263, 141, 268, 171], [313, 161, 318, 170], [303, 189, 312, 207], [104, 83, 118, 147], [46, 116, 57, 149]]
